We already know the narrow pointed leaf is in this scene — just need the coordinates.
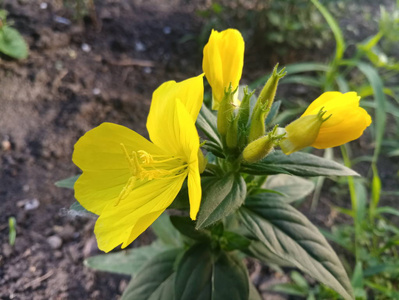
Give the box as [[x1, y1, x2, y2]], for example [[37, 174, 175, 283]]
[[240, 150, 358, 177]]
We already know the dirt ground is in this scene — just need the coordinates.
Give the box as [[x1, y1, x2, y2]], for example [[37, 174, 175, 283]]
[[0, 0, 206, 299], [0, 0, 397, 299]]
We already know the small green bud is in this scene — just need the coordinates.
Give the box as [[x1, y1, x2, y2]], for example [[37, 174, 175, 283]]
[[217, 84, 236, 137], [242, 126, 285, 163], [258, 63, 286, 112], [248, 101, 269, 143], [247, 64, 286, 143]]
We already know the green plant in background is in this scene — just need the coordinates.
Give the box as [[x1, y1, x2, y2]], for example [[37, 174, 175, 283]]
[[249, 0, 399, 298], [56, 25, 376, 300], [62, 0, 97, 24], [0, 10, 28, 59], [196, 0, 332, 55]]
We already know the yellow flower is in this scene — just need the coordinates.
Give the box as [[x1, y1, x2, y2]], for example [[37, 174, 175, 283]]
[[72, 75, 204, 252], [280, 91, 372, 155], [203, 28, 244, 110]]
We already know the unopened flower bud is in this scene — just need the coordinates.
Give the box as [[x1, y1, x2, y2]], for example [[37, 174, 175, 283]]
[[248, 64, 286, 142], [280, 91, 372, 154], [242, 126, 284, 163], [257, 63, 286, 114]]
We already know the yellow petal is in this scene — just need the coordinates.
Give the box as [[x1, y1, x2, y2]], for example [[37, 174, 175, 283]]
[[73, 122, 163, 214], [203, 29, 244, 108], [312, 107, 371, 148], [301, 91, 344, 117], [147, 74, 204, 133], [297, 91, 372, 150], [94, 176, 186, 252]]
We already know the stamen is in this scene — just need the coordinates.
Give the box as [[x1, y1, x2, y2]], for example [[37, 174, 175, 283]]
[[116, 145, 189, 206]]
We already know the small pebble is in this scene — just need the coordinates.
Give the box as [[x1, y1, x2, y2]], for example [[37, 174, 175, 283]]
[[143, 67, 152, 74], [53, 15, 71, 26], [163, 26, 171, 35], [92, 88, 101, 95], [135, 41, 146, 52], [40, 2, 48, 9], [2, 140, 11, 151], [17, 198, 40, 211], [47, 235, 62, 250], [81, 43, 91, 53]]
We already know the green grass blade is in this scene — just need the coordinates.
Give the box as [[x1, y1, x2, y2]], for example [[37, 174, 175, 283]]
[[311, 0, 345, 62], [357, 63, 387, 161], [250, 62, 329, 89]]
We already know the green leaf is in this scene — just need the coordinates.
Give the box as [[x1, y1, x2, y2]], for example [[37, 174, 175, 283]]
[[175, 243, 249, 300], [55, 175, 80, 189], [249, 282, 262, 300], [357, 62, 387, 161], [197, 105, 222, 148], [269, 283, 307, 296], [151, 213, 183, 247], [222, 231, 251, 251], [238, 197, 354, 300], [250, 63, 329, 89], [245, 240, 294, 267], [265, 100, 281, 125], [0, 26, 29, 59], [261, 174, 315, 203], [121, 249, 181, 300], [85, 241, 174, 276], [69, 201, 96, 218], [170, 216, 210, 241], [376, 206, 399, 217], [240, 150, 358, 177], [196, 173, 246, 229], [281, 75, 322, 87]]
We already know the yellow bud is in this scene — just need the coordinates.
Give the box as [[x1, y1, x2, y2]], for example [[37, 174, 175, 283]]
[[203, 28, 244, 110], [280, 91, 372, 155]]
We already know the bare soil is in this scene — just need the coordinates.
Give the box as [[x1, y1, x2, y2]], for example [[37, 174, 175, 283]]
[[0, 1, 203, 298]]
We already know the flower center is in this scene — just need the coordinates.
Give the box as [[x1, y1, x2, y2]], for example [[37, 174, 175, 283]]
[[115, 143, 188, 205]]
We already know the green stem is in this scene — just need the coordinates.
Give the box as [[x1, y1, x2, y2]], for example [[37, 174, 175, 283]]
[[340, 144, 360, 262]]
